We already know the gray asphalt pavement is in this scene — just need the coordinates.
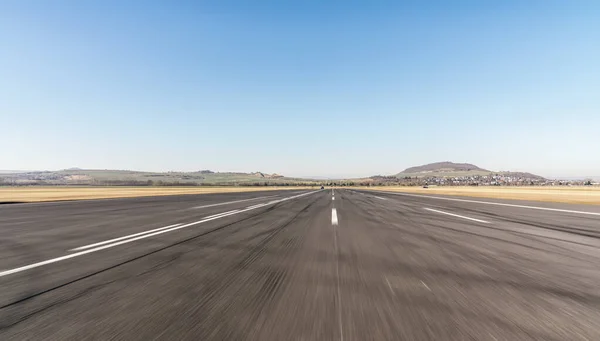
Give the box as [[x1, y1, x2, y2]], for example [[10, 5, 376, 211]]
[[1, 188, 600, 340]]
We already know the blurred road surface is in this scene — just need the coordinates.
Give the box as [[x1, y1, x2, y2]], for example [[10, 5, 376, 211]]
[[1, 189, 600, 340]]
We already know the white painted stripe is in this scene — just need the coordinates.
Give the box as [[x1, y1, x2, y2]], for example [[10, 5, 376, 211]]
[[203, 209, 241, 220], [374, 191, 600, 216], [333, 217, 343, 341], [373, 196, 387, 200], [192, 195, 278, 209], [332, 208, 338, 225], [70, 223, 183, 251], [424, 208, 490, 223], [385, 276, 395, 296], [332, 196, 335, 201], [246, 203, 267, 209], [0, 190, 317, 278], [73, 209, 242, 251]]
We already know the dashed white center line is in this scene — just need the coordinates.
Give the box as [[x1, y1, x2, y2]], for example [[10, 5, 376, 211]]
[[332, 208, 339, 225], [424, 207, 490, 223], [373, 196, 387, 200], [332, 207, 343, 341], [332, 196, 335, 201]]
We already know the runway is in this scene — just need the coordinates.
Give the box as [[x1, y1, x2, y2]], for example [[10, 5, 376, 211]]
[[1, 188, 600, 340]]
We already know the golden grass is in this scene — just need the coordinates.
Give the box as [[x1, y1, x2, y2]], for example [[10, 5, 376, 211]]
[[362, 186, 600, 205], [0, 186, 310, 203], [5, 186, 599, 205]]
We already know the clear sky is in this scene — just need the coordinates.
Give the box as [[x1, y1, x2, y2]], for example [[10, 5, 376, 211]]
[[2, 1, 599, 178]]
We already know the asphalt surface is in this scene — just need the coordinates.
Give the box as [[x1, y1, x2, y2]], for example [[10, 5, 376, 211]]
[[1, 188, 600, 340]]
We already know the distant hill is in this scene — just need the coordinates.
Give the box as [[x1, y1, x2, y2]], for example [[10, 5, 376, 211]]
[[0, 169, 311, 186], [401, 162, 488, 174], [497, 171, 545, 180], [252, 172, 284, 179], [397, 162, 490, 177], [396, 162, 545, 179]]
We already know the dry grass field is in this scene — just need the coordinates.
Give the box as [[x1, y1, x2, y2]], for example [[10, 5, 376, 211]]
[[0, 186, 308, 203], [4, 186, 600, 205], [367, 186, 600, 205]]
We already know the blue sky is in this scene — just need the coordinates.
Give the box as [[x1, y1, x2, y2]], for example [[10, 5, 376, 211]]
[[1, 0, 599, 178]]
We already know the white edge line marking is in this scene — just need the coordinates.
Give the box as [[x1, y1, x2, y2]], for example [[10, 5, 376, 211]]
[[70, 223, 183, 251], [192, 195, 278, 209], [0, 191, 316, 278], [424, 207, 490, 223], [373, 191, 600, 216], [73, 209, 243, 251], [203, 209, 241, 220], [332, 208, 339, 225], [69, 205, 246, 251], [246, 203, 267, 210]]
